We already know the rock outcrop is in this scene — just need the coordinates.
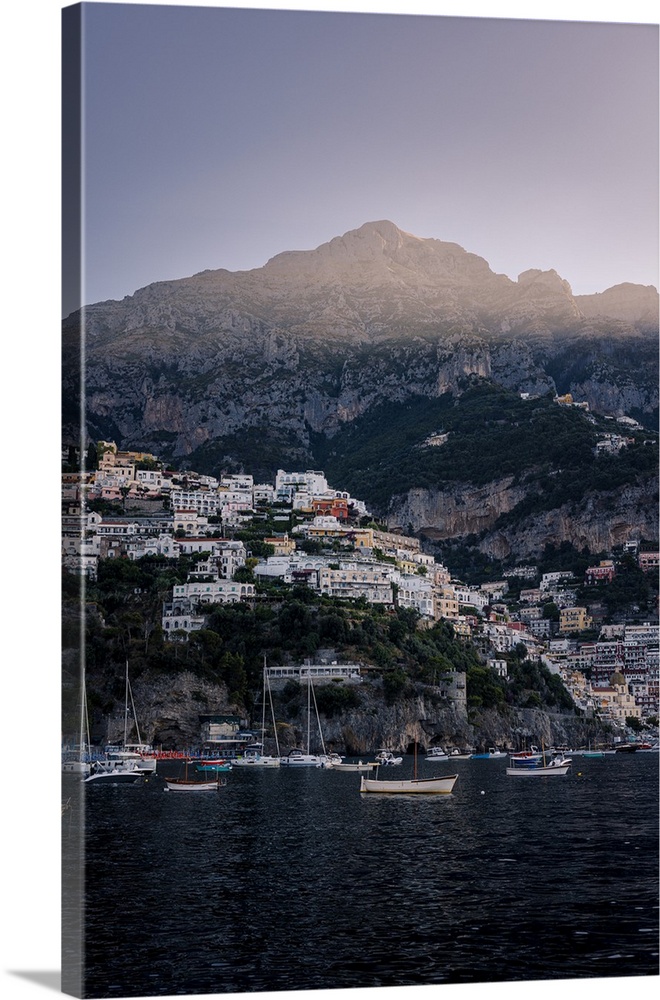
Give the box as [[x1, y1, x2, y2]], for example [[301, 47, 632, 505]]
[[63, 221, 658, 458], [389, 478, 658, 560]]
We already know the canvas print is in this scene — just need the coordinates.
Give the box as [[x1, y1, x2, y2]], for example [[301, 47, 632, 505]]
[[61, 2, 659, 998]]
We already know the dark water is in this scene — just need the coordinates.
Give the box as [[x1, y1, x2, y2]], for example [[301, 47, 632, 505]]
[[63, 753, 659, 998]]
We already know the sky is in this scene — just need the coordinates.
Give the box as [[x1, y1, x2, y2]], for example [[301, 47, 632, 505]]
[[64, 0, 660, 317], [1, 4, 659, 1000]]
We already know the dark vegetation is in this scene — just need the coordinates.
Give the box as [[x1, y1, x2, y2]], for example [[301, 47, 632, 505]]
[[313, 380, 657, 516], [63, 551, 577, 732]]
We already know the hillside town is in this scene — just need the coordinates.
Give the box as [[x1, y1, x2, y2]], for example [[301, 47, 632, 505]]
[[62, 441, 660, 730]]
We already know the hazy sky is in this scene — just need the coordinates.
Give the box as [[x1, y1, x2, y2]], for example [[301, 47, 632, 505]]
[[70, 1, 659, 313]]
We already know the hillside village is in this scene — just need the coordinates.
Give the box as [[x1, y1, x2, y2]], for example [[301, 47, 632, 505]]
[[62, 441, 659, 736]]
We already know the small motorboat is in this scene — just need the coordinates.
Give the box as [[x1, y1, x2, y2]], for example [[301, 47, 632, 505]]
[[506, 752, 572, 776], [84, 761, 143, 784], [375, 750, 403, 766], [330, 760, 377, 772], [195, 760, 233, 772]]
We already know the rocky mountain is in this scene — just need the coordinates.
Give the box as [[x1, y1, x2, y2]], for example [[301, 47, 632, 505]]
[[63, 221, 658, 554], [389, 477, 658, 561]]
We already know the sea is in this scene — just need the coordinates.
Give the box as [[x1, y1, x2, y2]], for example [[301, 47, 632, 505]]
[[62, 752, 659, 999]]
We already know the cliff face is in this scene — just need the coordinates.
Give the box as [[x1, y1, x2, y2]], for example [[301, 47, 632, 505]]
[[389, 478, 659, 560], [93, 668, 609, 755], [63, 221, 658, 460], [62, 221, 658, 560]]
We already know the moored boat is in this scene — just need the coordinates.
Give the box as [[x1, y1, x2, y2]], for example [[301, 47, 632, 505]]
[[231, 746, 280, 768], [425, 746, 449, 762], [195, 760, 233, 772], [62, 670, 92, 775], [330, 760, 376, 772], [280, 748, 327, 767], [232, 661, 282, 768], [506, 749, 572, 776], [103, 747, 158, 773], [280, 673, 334, 767], [164, 776, 227, 792], [360, 772, 458, 794], [375, 749, 403, 765], [84, 761, 144, 784]]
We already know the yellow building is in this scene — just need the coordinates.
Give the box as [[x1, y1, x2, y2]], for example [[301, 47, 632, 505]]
[[265, 535, 297, 557], [559, 606, 593, 634], [435, 585, 459, 621], [592, 672, 642, 723]]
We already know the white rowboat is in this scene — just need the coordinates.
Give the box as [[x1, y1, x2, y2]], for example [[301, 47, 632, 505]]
[[360, 773, 458, 795]]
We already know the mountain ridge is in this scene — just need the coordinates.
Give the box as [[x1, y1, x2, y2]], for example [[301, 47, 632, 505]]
[[63, 222, 659, 553], [74, 221, 658, 339]]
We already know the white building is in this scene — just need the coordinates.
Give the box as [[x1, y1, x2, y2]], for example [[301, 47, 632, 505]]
[[266, 661, 362, 687], [172, 579, 255, 605], [170, 490, 220, 515], [392, 571, 435, 619]]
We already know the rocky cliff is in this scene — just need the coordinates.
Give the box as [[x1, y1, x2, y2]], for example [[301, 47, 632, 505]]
[[389, 477, 658, 560], [63, 221, 658, 459], [89, 667, 611, 755], [62, 221, 658, 557]]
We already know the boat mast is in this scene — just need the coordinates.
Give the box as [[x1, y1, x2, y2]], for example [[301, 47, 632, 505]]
[[265, 666, 280, 758], [80, 669, 91, 756], [261, 656, 267, 754], [128, 673, 142, 746], [124, 660, 130, 748], [306, 673, 311, 754], [310, 680, 326, 757]]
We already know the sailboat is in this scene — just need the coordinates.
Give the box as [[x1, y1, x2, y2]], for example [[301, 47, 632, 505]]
[[280, 673, 332, 767], [62, 670, 92, 775], [232, 660, 281, 768], [360, 743, 459, 794], [95, 662, 157, 775]]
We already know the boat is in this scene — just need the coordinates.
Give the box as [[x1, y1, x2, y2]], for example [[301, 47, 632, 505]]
[[164, 775, 227, 792], [614, 742, 640, 753], [280, 748, 327, 767], [280, 673, 333, 767], [509, 745, 542, 759], [195, 760, 233, 772], [62, 670, 92, 775], [330, 760, 377, 772], [97, 662, 157, 774], [84, 761, 144, 784], [470, 747, 506, 759], [360, 772, 459, 794], [508, 746, 545, 766], [163, 758, 227, 792], [232, 747, 280, 768], [425, 746, 449, 762], [361, 743, 458, 794], [374, 749, 403, 766], [506, 746, 572, 776], [232, 662, 282, 767], [103, 746, 157, 773]]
